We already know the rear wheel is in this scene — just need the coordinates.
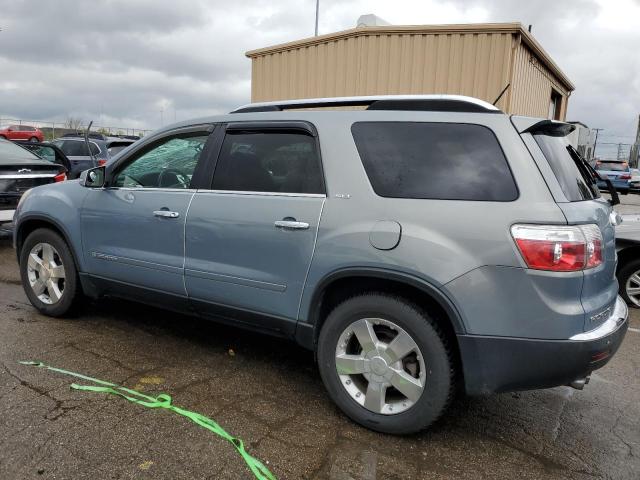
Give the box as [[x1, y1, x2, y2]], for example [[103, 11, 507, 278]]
[[618, 258, 640, 308], [317, 293, 453, 434], [19, 228, 81, 316], [29, 136, 38, 143]]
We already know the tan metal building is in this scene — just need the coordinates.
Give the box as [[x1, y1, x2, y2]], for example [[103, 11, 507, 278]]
[[246, 23, 574, 120]]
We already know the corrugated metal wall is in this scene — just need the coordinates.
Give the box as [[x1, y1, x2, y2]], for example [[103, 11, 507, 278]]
[[509, 41, 570, 119], [249, 29, 570, 119], [251, 32, 514, 110]]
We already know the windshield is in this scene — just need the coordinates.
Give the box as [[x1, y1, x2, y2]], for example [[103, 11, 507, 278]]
[[0, 139, 43, 164], [533, 133, 599, 201], [596, 161, 628, 172]]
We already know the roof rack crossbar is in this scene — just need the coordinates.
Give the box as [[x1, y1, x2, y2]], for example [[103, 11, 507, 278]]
[[231, 95, 502, 114]]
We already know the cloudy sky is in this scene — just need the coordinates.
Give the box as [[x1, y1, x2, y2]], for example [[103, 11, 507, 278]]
[[0, 0, 638, 155]]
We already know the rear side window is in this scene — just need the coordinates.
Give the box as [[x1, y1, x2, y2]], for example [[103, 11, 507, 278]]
[[533, 134, 599, 201], [57, 140, 100, 157], [212, 131, 324, 194], [351, 122, 518, 201]]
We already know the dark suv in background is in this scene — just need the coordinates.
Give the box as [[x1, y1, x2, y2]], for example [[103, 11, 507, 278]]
[[12, 95, 628, 434], [52, 134, 135, 177]]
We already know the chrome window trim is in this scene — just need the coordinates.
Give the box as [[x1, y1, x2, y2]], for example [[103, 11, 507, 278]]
[[195, 189, 326, 198], [104, 187, 198, 193]]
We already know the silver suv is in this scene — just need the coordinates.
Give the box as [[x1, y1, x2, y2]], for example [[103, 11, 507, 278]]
[[12, 96, 628, 434]]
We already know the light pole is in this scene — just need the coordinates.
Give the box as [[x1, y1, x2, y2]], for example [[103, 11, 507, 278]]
[[314, 0, 319, 36], [593, 128, 603, 161]]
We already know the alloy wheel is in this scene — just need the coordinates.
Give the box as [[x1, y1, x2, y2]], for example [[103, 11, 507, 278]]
[[26, 242, 66, 305], [625, 269, 640, 307], [335, 318, 425, 415]]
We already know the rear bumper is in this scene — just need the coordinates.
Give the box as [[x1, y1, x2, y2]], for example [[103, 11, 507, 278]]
[[459, 296, 628, 395]]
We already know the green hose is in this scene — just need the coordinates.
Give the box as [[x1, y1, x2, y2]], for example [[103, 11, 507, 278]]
[[19, 361, 276, 480]]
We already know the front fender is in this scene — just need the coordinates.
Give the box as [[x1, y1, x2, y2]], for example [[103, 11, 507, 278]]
[[14, 181, 89, 271]]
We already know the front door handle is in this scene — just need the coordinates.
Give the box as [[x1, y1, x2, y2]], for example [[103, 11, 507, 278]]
[[274, 220, 309, 230], [153, 210, 180, 219]]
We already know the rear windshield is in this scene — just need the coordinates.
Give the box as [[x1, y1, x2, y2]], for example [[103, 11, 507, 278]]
[[595, 162, 628, 172], [351, 122, 518, 201], [533, 134, 599, 201], [0, 139, 42, 164]]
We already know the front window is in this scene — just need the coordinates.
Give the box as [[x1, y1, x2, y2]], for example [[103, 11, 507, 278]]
[[113, 134, 208, 189]]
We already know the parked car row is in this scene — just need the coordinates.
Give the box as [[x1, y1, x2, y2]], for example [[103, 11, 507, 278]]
[[51, 134, 135, 177], [11, 95, 629, 435]]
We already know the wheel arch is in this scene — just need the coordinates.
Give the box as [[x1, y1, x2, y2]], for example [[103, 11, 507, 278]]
[[616, 243, 640, 272], [15, 215, 82, 270], [298, 267, 466, 354]]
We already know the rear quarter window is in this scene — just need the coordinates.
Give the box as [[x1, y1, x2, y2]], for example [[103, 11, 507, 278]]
[[533, 134, 599, 201], [351, 122, 518, 201]]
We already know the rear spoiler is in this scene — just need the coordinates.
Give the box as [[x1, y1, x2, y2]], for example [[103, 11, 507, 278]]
[[511, 116, 576, 136]]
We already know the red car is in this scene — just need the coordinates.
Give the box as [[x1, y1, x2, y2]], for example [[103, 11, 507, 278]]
[[0, 124, 44, 142]]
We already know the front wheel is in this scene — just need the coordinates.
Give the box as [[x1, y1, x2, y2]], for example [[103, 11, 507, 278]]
[[317, 293, 454, 434], [19, 228, 81, 316]]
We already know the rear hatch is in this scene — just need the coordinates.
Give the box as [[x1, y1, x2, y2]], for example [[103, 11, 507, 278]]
[[514, 118, 617, 333]]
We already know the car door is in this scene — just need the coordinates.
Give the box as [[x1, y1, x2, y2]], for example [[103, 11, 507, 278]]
[[184, 122, 326, 334], [81, 125, 215, 298]]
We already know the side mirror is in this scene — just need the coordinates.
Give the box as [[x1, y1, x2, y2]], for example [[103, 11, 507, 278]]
[[79, 166, 106, 188]]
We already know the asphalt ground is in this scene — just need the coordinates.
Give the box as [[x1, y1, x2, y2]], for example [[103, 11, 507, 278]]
[[1, 199, 639, 479]]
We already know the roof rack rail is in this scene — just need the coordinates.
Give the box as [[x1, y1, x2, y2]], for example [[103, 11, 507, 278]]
[[231, 95, 502, 114]]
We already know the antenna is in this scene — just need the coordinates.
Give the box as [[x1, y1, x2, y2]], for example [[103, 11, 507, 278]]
[[84, 121, 96, 164], [493, 83, 510, 106]]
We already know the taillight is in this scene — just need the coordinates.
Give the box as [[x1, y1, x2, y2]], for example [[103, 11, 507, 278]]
[[511, 224, 603, 272], [54, 172, 66, 183], [619, 174, 631, 180], [97, 159, 107, 166]]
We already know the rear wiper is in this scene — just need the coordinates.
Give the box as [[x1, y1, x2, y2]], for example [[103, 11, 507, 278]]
[[566, 145, 619, 206]]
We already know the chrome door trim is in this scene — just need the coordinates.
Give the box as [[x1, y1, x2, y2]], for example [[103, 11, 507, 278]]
[[196, 189, 326, 198]]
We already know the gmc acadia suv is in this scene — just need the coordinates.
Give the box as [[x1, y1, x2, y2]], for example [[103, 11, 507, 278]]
[[12, 95, 628, 434]]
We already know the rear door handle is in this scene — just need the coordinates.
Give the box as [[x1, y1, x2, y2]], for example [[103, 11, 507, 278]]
[[153, 210, 180, 219], [274, 220, 309, 230]]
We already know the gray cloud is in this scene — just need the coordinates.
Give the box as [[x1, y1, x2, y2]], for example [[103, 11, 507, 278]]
[[0, 0, 638, 150]]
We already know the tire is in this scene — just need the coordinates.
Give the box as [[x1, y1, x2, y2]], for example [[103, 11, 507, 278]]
[[19, 228, 81, 317], [0, 135, 6, 139], [29, 136, 38, 143], [317, 293, 453, 434], [617, 258, 640, 308]]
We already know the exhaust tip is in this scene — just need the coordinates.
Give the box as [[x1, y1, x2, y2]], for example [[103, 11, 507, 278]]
[[569, 375, 591, 390]]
